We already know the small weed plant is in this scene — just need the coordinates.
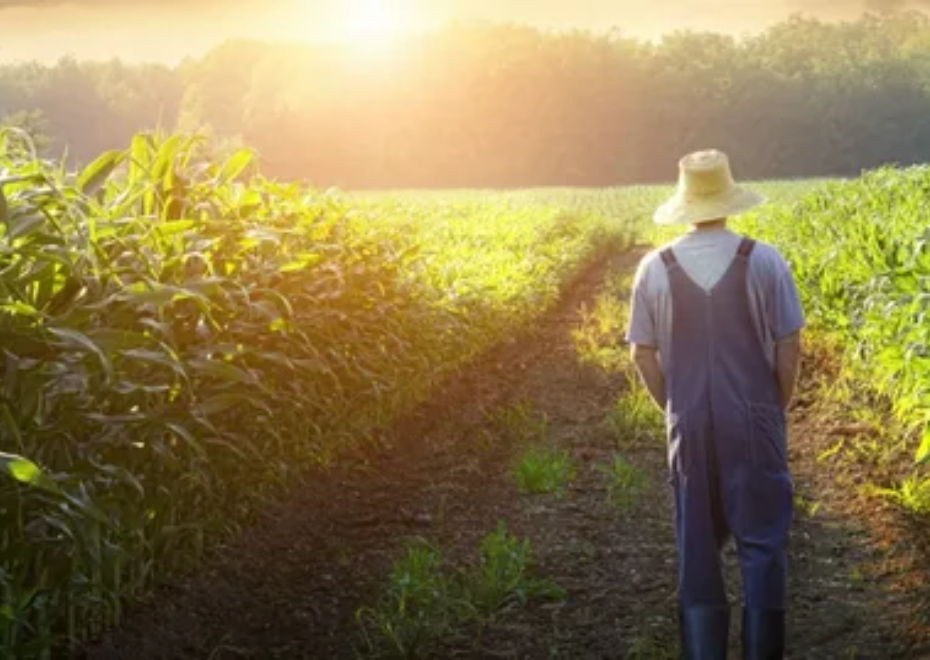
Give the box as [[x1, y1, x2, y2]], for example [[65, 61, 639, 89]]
[[356, 540, 459, 658], [487, 400, 550, 446], [514, 443, 576, 497], [463, 522, 566, 616], [609, 377, 665, 450], [626, 635, 678, 660], [874, 473, 930, 515], [572, 292, 631, 373], [601, 454, 649, 513], [356, 523, 564, 658]]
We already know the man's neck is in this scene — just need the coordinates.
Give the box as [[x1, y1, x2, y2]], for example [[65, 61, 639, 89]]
[[689, 219, 728, 232]]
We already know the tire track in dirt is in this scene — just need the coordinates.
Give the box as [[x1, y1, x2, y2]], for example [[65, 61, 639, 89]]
[[78, 245, 929, 659]]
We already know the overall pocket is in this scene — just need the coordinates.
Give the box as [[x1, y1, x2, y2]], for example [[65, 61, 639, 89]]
[[747, 402, 788, 472]]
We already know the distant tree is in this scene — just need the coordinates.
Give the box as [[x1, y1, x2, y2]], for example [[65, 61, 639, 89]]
[[3, 13, 930, 185]]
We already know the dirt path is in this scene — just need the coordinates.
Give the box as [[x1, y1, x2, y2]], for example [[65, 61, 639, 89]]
[[79, 247, 930, 659]]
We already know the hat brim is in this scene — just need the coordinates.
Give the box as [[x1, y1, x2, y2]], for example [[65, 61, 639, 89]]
[[653, 187, 766, 226]]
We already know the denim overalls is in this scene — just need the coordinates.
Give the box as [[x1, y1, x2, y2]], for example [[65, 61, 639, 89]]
[[661, 237, 793, 658]]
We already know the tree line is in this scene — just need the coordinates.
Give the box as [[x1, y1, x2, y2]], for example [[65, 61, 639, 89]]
[[3, 11, 930, 188]]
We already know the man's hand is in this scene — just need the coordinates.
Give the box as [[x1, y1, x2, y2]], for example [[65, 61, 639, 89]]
[[630, 344, 666, 412], [775, 331, 802, 411]]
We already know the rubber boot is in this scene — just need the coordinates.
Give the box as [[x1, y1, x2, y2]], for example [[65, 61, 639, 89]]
[[741, 609, 785, 660], [679, 606, 730, 660]]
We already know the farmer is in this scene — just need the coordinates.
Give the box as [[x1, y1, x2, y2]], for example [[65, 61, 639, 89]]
[[626, 150, 804, 659]]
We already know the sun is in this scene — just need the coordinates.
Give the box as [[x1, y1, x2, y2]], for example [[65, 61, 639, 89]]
[[338, 0, 405, 44]]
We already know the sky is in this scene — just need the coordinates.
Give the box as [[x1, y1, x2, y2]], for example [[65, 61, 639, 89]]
[[0, 0, 926, 64]]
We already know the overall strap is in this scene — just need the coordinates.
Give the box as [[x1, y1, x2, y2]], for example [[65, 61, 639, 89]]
[[660, 247, 679, 271], [735, 237, 756, 261]]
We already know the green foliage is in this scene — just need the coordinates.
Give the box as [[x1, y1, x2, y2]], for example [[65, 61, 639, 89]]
[[600, 454, 649, 513], [356, 540, 460, 658], [486, 400, 550, 446], [626, 635, 678, 660], [513, 444, 576, 497], [732, 166, 930, 468], [794, 494, 822, 519], [461, 522, 567, 616], [356, 523, 564, 658], [0, 109, 53, 158], [608, 378, 666, 450], [0, 132, 625, 656], [3, 15, 930, 186], [640, 179, 824, 248], [572, 285, 632, 374], [874, 474, 930, 515]]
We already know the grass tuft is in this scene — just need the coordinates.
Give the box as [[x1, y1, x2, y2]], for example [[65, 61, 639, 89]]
[[600, 454, 649, 513], [356, 523, 564, 658], [514, 443, 576, 497], [608, 377, 665, 451], [873, 474, 930, 516]]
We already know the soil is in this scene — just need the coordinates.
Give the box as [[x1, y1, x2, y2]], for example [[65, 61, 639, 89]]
[[77, 246, 930, 659]]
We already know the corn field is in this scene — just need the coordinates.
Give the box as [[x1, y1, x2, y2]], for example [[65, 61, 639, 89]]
[[7, 124, 928, 656], [731, 167, 930, 465], [0, 130, 634, 657]]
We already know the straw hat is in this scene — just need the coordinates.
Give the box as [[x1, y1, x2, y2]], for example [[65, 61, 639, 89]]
[[653, 150, 765, 225]]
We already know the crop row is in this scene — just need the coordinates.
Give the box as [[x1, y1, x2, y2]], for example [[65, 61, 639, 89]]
[[0, 131, 630, 656], [735, 167, 930, 463]]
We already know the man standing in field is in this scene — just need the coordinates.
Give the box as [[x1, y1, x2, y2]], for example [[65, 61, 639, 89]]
[[626, 150, 804, 659]]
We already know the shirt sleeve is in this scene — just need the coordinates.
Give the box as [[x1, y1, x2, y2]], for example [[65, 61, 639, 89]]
[[769, 258, 806, 340], [626, 257, 658, 347]]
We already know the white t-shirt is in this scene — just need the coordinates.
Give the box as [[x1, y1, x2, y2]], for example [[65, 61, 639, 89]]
[[626, 228, 806, 372]]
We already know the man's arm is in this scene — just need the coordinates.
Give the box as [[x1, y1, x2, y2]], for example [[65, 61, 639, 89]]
[[774, 331, 802, 410], [630, 344, 666, 412]]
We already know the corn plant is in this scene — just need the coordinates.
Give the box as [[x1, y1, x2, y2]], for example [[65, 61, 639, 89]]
[[355, 539, 459, 658], [726, 167, 930, 509], [460, 521, 565, 616], [356, 523, 563, 658], [608, 377, 666, 450], [572, 291, 631, 373], [0, 129, 635, 656], [599, 454, 649, 513], [513, 443, 576, 497]]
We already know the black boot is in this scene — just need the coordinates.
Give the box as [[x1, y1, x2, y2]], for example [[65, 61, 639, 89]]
[[679, 606, 730, 659], [741, 609, 785, 660]]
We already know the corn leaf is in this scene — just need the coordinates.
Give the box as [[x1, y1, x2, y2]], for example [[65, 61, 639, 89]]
[[78, 150, 124, 196], [0, 451, 62, 495], [916, 425, 930, 465]]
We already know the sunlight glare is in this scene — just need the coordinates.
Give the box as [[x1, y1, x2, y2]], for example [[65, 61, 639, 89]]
[[339, 0, 405, 44]]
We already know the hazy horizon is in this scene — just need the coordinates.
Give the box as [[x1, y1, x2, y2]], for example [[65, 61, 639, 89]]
[[0, 0, 923, 65]]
